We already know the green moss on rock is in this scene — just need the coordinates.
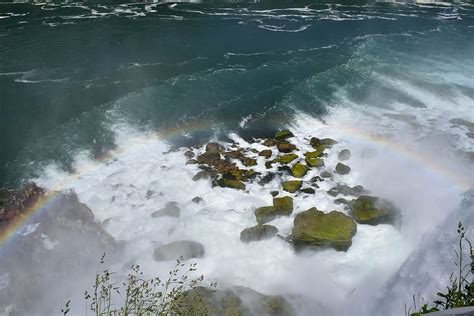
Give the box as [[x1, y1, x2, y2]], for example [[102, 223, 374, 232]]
[[305, 157, 325, 168], [350, 195, 400, 226], [273, 196, 293, 213], [275, 130, 295, 140], [240, 224, 278, 243], [291, 208, 357, 251], [277, 142, 297, 153], [217, 179, 246, 190], [291, 163, 308, 178], [276, 154, 298, 164], [282, 180, 302, 193]]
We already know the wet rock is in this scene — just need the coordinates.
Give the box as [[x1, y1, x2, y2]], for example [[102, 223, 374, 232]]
[[277, 142, 297, 153], [338, 149, 351, 161], [275, 130, 294, 140], [301, 188, 315, 194], [265, 161, 274, 169], [275, 154, 298, 164], [350, 195, 400, 226], [262, 139, 279, 147], [206, 142, 222, 153], [310, 137, 337, 148], [224, 150, 244, 160], [327, 184, 366, 197], [241, 157, 257, 167], [320, 170, 333, 178], [255, 196, 293, 224], [217, 178, 245, 190], [305, 157, 325, 168], [186, 159, 198, 165], [304, 148, 325, 158], [146, 190, 156, 199], [258, 173, 276, 186], [282, 180, 302, 193], [197, 152, 221, 165], [291, 163, 308, 178], [291, 208, 357, 251], [335, 163, 351, 175], [193, 170, 212, 181], [240, 225, 278, 243], [310, 176, 323, 183], [151, 201, 180, 218], [192, 197, 204, 204], [270, 191, 279, 197], [259, 149, 273, 158], [153, 240, 205, 261], [184, 150, 195, 158], [334, 198, 349, 205]]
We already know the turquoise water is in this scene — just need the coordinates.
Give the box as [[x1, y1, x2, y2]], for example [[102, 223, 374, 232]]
[[1, 1, 473, 186]]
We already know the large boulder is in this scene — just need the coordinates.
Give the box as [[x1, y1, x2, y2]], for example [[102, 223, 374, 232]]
[[350, 195, 400, 226], [151, 201, 180, 218], [291, 163, 308, 178], [282, 180, 302, 193], [153, 240, 205, 261], [291, 208, 357, 251], [240, 225, 278, 243]]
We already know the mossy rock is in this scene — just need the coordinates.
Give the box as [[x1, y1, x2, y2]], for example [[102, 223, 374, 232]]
[[273, 196, 293, 213], [338, 149, 351, 161], [282, 180, 302, 193], [265, 161, 274, 169], [197, 152, 221, 165], [206, 142, 222, 153], [186, 159, 198, 165], [335, 162, 351, 175], [254, 206, 277, 224], [310, 137, 337, 148], [320, 170, 332, 178], [241, 157, 257, 167], [184, 150, 195, 158], [327, 184, 365, 197], [153, 240, 205, 261], [277, 142, 297, 153], [305, 157, 325, 168], [275, 130, 295, 140], [291, 163, 308, 178], [240, 224, 278, 243], [262, 139, 279, 147], [259, 149, 272, 158], [291, 208, 357, 251], [350, 195, 400, 226], [301, 187, 315, 194], [217, 179, 246, 190], [276, 154, 298, 164]]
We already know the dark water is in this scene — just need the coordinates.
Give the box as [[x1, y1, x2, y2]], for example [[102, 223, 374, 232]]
[[1, 0, 473, 186]]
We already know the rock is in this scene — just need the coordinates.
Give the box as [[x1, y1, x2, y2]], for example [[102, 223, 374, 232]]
[[146, 190, 156, 199], [309, 176, 323, 183], [277, 142, 297, 153], [193, 170, 212, 181], [310, 137, 337, 148], [186, 159, 198, 165], [335, 163, 351, 175], [275, 130, 294, 140], [305, 157, 325, 168], [265, 161, 274, 169], [255, 196, 293, 224], [259, 149, 273, 158], [327, 184, 366, 197], [197, 152, 221, 165], [275, 154, 298, 164], [320, 170, 332, 178], [320, 138, 338, 146], [350, 195, 400, 226], [262, 139, 279, 147], [334, 198, 349, 205], [241, 157, 257, 167], [153, 240, 205, 261], [301, 188, 315, 194], [206, 142, 221, 153], [282, 180, 302, 193], [151, 201, 180, 218], [192, 197, 204, 204], [270, 191, 279, 197], [217, 179, 245, 190], [243, 169, 260, 182], [338, 149, 351, 161], [258, 173, 276, 186], [240, 225, 278, 243], [224, 150, 244, 160], [184, 150, 195, 158], [291, 163, 308, 178], [304, 148, 325, 158], [291, 208, 357, 251]]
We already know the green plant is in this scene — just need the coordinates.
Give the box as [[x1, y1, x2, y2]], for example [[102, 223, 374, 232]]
[[410, 222, 474, 315], [63, 254, 211, 315]]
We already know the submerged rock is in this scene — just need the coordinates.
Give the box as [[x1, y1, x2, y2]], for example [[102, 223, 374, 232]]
[[151, 201, 180, 218], [192, 196, 204, 204], [301, 187, 315, 194], [240, 224, 278, 243], [338, 149, 351, 161], [241, 157, 257, 167], [305, 157, 324, 168], [291, 208, 357, 251], [291, 163, 308, 178], [282, 180, 302, 193], [335, 162, 351, 175], [327, 184, 366, 197], [184, 150, 195, 158], [350, 195, 400, 226], [310, 137, 337, 148], [153, 240, 205, 261], [275, 130, 295, 140], [193, 170, 212, 181], [320, 170, 332, 178]]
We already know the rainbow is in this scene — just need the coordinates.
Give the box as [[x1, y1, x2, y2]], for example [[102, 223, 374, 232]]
[[0, 120, 472, 251]]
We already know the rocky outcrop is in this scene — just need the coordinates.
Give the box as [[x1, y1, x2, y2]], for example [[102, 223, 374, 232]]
[[350, 195, 400, 226], [153, 240, 205, 261], [291, 208, 357, 251], [240, 224, 278, 243]]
